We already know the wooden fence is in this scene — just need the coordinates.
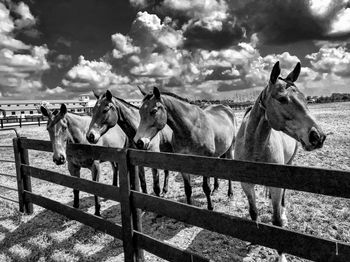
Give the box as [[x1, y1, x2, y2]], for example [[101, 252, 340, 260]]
[[0, 116, 47, 128], [12, 137, 350, 262]]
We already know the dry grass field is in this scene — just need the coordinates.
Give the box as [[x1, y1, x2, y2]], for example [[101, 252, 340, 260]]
[[0, 102, 349, 262]]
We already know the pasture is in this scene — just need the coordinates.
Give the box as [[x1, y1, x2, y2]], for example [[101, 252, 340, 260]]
[[0, 102, 349, 262]]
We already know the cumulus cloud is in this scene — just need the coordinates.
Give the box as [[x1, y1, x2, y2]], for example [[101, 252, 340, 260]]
[[0, 2, 49, 98], [63, 56, 130, 92], [306, 44, 350, 76]]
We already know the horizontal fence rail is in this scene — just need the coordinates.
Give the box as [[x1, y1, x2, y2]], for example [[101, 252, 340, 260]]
[[12, 138, 350, 262], [22, 165, 121, 202], [131, 191, 350, 262], [129, 150, 350, 199]]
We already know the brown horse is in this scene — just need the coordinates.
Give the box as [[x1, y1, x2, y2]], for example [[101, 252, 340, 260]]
[[41, 104, 127, 216], [234, 61, 326, 261], [86, 90, 173, 196], [134, 87, 238, 210]]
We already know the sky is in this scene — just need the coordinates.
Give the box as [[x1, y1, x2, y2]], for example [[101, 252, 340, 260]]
[[0, 0, 350, 100]]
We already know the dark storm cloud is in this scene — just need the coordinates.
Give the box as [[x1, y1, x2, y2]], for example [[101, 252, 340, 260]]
[[183, 18, 246, 50], [233, 0, 350, 45], [217, 80, 248, 92], [12, 0, 136, 89]]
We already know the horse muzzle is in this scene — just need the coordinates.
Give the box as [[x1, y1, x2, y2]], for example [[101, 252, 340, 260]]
[[136, 138, 150, 150]]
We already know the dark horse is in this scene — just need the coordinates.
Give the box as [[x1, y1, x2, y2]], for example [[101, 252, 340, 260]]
[[86, 90, 173, 196], [135, 87, 238, 210]]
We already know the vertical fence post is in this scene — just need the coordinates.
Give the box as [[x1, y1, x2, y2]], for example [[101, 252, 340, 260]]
[[19, 117, 22, 128], [1, 119, 3, 128], [129, 162, 144, 262], [119, 150, 144, 262], [13, 137, 33, 214], [38, 117, 41, 126]]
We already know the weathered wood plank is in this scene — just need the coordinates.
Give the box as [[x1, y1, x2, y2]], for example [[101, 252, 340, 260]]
[[22, 165, 121, 202], [134, 231, 211, 262], [129, 150, 350, 199], [66, 143, 125, 163], [20, 138, 52, 152], [13, 137, 33, 214], [131, 191, 350, 262], [24, 191, 122, 239]]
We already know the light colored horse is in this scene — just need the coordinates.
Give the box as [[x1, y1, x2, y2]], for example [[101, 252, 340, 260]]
[[134, 87, 238, 210], [86, 90, 173, 196], [234, 61, 326, 261], [41, 104, 127, 216]]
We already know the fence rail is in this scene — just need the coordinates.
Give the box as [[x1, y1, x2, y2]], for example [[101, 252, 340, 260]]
[[11, 137, 350, 262]]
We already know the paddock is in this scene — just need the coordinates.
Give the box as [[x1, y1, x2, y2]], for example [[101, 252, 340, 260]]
[[1, 102, 350, 262]]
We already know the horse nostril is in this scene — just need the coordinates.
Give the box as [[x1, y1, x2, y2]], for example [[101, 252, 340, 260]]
[[136, 139, 144, 149], [309, 130, 320, 146], [60, 155, 65, 162], [88, 133, 95, 143]]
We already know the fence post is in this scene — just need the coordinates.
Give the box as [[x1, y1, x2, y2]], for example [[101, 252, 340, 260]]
[[13, 137, 33, 214], [119, 150, 144, 262], [38, 117, 40, 126], [1, 119, 3, 128], [19, 117, 22, 128]]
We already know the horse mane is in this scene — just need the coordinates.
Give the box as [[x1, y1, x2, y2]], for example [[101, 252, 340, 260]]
[[243, 106, 253, 117], [101, 93, 140, 109], [143, 89, 190, 104]]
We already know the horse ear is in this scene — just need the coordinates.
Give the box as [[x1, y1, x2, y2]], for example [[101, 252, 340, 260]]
[[41, 106, 51, 118], [60, 104, 67, 115], [286, 62, 301, 82], [137, 85, 147, 96], [106, 90, 113, 101], [92, 90, 100, 99], [153, 86, 160, 99], [270, 61, 280, 84]]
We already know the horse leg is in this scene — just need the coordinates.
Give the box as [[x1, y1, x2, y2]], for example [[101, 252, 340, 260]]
[[91, 161, 101, 216], [270, 186, 287, 262], [68, 161, 80, 209], [270, 186, 285, 227], [224, 147, 234, 198], [182, 172, 192, 205], [203, 176, 213, 210], [111, 162, 119, 187], [212, 178, 219, 195], [151, 168, 161, 197], [162, 170, 169, 195], [241, 182, 258, 221], [281, 188, 287, 225], [138, 166, 148, 194]]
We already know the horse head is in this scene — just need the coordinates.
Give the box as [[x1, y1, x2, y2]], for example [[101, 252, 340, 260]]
[[262, 61, 326, 151], [41, 104, 69, 165], [134, 87, 167, 150], [86, 90, 118, 144]]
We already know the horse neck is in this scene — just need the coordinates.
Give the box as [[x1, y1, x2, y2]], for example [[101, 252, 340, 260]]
[[113, 97, 140, 139], [65, 113, 89, 144], [246, 88, 273, 144], [162, 96, 200, 140]]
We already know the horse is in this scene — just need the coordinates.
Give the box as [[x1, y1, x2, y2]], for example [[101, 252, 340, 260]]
[[234, 61, 326, 262], [41, 104, 127, 216], [134, 87, 238, 211], [86, 90, 173, 197]]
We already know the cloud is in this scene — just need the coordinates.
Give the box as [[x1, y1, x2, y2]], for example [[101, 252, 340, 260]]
[[306, 44, 350, 76], [0, 2, 50, 98], [233, 0, 350, 45], [63, 56, 130, 92]]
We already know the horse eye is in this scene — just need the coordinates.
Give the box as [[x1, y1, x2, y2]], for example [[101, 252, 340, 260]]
[[277, 96, 289, 104], [103, 106, 110, 113], [150, 109, 157, 115]]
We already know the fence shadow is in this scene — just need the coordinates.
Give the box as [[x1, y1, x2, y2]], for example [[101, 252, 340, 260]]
[[0, 196, 124, 262]]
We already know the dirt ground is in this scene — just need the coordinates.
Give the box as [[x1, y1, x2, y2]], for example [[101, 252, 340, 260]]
[[0, 102, 349, 262]]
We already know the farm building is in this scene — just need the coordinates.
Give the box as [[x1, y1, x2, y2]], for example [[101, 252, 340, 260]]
[[0, 94, 142, 118]]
